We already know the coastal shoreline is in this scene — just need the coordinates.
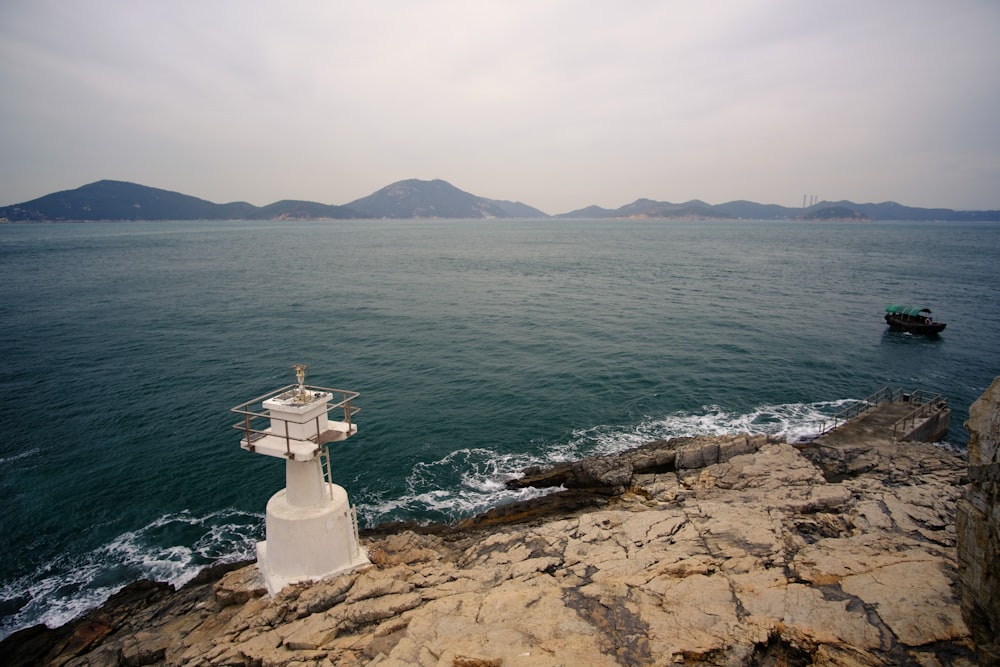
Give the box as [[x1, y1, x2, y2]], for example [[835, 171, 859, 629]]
[[2, 424, 987, 666]]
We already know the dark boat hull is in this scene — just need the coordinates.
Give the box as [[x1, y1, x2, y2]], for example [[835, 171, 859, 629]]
[[884, 315, 946, 334]]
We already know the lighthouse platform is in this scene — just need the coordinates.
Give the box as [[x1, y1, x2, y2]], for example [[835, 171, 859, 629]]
[[232, 384, 360, 461]]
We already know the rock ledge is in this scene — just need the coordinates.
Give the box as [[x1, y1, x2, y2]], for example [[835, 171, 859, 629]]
[[1, 433, 978, 666]]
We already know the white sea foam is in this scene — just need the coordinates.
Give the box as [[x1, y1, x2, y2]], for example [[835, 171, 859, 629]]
[[96, 510, 261, 588], [356, 446, 555, 527], [0, 509, 261, 640], [355, 399, 860, 528], [575, 399, 858, 458], [0, 447, 40, 465]]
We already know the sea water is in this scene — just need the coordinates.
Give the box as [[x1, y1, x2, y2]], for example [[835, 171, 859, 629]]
[[1, 218, 998, 638]]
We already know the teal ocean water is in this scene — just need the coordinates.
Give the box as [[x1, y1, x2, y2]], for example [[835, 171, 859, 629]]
[[1, 218, 998, 638]]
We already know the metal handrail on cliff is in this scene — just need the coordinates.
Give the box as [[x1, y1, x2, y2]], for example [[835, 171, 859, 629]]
[[820, 386, 899, 435], [892, 392, 947, 441]]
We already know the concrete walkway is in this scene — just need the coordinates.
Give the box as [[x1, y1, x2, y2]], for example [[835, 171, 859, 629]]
[[815, 400, 923, 446]]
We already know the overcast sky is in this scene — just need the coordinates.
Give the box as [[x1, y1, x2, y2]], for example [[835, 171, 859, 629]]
[[1, 1, 998, 214]]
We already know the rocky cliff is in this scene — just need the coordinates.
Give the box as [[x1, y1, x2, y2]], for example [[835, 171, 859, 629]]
[[1, 431, 980, 666], [957, 376, 1000, 665]]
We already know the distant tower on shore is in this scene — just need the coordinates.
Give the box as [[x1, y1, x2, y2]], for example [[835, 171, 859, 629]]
[[231, 364, 368, 596]]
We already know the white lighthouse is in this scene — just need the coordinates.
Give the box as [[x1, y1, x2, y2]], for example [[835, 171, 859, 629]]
[[231, 364, 369, 596]]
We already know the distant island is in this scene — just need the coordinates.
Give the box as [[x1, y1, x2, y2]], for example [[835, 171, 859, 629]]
[[2, 179, 998, 222]]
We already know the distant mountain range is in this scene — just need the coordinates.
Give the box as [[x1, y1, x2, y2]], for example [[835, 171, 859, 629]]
[[558, 198, 999, 222], [1, 179, 998, 222]]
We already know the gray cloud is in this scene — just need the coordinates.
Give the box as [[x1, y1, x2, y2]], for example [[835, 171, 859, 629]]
[[2, 0, 998, 213]]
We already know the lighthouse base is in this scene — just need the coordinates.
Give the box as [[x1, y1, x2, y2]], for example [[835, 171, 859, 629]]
[[256, 483, 369, 597]]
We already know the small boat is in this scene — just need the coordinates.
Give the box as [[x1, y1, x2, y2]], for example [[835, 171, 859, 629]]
[[884, 304, 946, 334]]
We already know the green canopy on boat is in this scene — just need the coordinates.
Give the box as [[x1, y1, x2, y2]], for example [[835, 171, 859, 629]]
[[885, 304, 932, 316]]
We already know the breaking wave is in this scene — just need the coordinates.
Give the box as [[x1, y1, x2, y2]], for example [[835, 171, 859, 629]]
[[0, 509, 261, 640], [0, 448, 40, 465], [354, 398, 856, 527]]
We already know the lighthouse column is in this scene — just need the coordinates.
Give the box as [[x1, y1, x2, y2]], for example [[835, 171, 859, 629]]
[[285, 458, 326, 507]]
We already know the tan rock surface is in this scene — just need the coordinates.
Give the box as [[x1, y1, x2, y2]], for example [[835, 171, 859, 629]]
[[1, 434, 978, 666], [957, 375, 1000, 665]]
